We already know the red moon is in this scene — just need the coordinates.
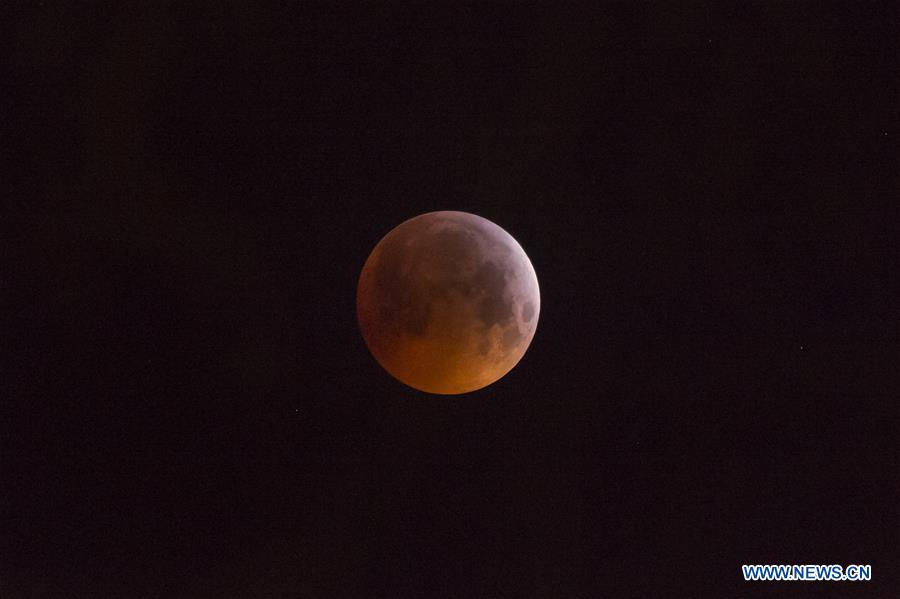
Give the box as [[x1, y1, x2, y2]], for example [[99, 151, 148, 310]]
[[357, 211, 540, 394]]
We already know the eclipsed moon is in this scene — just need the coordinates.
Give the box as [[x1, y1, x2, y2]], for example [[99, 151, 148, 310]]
[[357, 211, 540, 394]]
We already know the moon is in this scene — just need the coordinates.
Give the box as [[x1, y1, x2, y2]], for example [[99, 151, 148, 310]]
[[357, 211, 540, 394]]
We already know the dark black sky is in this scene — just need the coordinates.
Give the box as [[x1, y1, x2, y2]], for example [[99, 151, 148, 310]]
[[4, 3, 897, 598]]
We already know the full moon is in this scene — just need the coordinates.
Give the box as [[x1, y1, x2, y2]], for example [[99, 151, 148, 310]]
[[357, 211, 540, 394]]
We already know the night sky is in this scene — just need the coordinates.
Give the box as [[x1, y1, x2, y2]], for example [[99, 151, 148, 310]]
[[4, 3, 897, 598]]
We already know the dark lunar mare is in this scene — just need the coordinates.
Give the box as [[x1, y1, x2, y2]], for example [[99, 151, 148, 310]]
[[371, 214, 516, 339]]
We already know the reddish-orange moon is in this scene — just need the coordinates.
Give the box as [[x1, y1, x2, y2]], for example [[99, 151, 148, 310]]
[[357, 211, 540, 394]]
